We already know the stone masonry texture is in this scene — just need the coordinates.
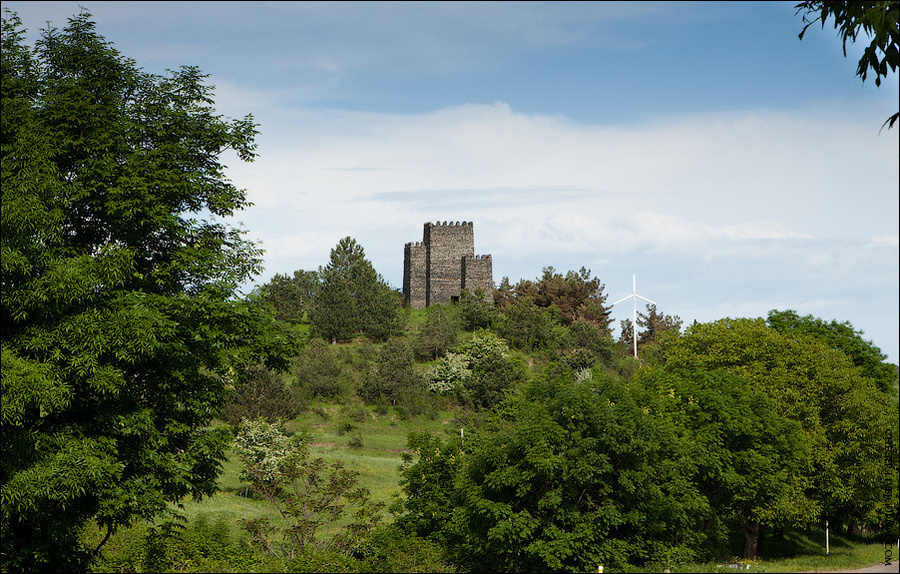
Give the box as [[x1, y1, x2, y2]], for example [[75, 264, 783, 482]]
[[403, 221, 493, 309]]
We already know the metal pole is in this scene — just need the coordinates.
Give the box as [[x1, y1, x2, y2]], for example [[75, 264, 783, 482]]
[[826, 520, 829, 555], [632, 275, 638, 358]]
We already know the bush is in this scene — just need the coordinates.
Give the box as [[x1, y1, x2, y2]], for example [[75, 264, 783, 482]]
[[222, 364, 304, 427], [293, 338, 352, 399], [360, 339, 426, 409]]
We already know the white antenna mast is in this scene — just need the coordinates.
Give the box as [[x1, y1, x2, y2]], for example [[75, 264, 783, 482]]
[[613, 274, 655, 359]]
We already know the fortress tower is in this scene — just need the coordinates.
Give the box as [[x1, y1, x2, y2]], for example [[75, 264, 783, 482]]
[[403, 221, 493, 309]]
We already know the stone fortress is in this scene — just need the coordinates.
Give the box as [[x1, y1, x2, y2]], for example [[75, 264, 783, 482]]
[[403, 221, 493, 309]]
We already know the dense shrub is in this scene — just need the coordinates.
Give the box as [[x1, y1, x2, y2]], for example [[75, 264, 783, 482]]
[[293, 338, 353, 399], [222, 364, 304, 427]]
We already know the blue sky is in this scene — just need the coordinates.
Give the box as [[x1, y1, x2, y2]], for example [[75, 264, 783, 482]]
[[6, 1, 899, 362]]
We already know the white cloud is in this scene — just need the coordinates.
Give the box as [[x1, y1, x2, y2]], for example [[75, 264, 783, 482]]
[[224, 99, 897, 283]]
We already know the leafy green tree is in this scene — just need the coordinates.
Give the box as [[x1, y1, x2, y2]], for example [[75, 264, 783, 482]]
[[617, 318, 635, 356], [766, 309, 897, 393], [493, 276, 516, 307], [514, 267, 613, 330], [221, 364, 304, 427], [311, 237, 401, 343], [498, 296, 556, 351], [292, 336, 352, 399], [364, 524, 455, 573], [560, 318, 616, 366], [634, 303, 683, 363], [458, 287, 499, 331], [438, 373, 708, 572], [256, 269, 319, 324], [415, 303, 461, 360], [796, 0, 899, 129], [635, 367, 815, 559], [233, 418, 384, 563], [360, 338, 425, 408], [457, 332, 526, 409], [664, 318, 899, 539], [636, 303, 683, 348], [427, 352, 472, 397], [1, 11, 293, 571], [396, 432, 467, 543]]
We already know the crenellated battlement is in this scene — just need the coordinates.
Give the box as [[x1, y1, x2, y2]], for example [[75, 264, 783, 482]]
[[403, 221, 493, 308], [426, 220, 472, 228]]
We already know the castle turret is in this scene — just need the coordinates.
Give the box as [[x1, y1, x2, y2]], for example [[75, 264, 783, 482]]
[[403, 221, 492, 309]]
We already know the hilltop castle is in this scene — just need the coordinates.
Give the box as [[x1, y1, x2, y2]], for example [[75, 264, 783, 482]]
[[403, 221, 493, 309]]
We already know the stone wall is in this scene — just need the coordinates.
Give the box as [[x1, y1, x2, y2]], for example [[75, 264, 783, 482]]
[[462, 254, 493, 299], [402, 221, 493, 309], [424, 222, 474, 306], [403, 242, 426, 309]]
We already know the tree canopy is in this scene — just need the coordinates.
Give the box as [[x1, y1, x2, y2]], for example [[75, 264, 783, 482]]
[[664, 318, 898, 539], [311, 237, 402, 343], [1, 10, 292, 571]]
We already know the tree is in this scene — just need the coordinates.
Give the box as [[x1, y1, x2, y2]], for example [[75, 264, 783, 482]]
[[635, 367, 815, 559], [498, 296, 557, 351], [256, 269, 319, 324], [233, 418, 384, 563], [636, 303, 683, 348], [457, 287, 499, 331], [414, 303, 461, 360], [221, 364, 304, 427], [458, 331, 525, 409], [513, 267, 613, 330], [766, 309, 897, 393], [617, 318, 635, 356], [433, 372, 708, 572], [360, 338, 425, 408], [292, 337, 351, 399], [493, 276, 516, 307], [796, 0, 900, 129], [310, 237, 401, 343], [1, 11, 293, 571], [664, 318, 899, 540]]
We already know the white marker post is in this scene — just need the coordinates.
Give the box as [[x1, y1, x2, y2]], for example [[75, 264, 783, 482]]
[[613, 274, 655, 359]]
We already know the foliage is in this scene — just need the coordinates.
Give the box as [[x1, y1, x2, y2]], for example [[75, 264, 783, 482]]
[[796, 0, 900, 129], [494, 276, 516, 307], [427, 352, 472, 396], [618, 318, 636, 356], [457, 331, 526, 409], [360, 338, 426, 409], [292, 337, 352, 399], [766, 309, 897, 393], [1, 11, 294, 571], [310, 237, 402, 343], [396, 432, 468, 543], [414, 303, 461, 360], [636, 303, 683, 348], [364, 524, 456, 573], [256, 269, 319, 325], [232, 418, 385, 562], [436, 372, 709, 572], [457, 287, 499, 331], [664, 318, 899, 538], [564, 319, 616, 361], [222, 364, 305, 427], [635, 367, 815, 559], [512, 267, 613, 330], [498, 296, 557, 351], [89, 514, 278, 573]]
